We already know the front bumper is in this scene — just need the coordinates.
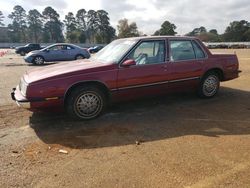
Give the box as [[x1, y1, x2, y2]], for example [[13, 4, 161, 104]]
[[11, 87, 31, 109], [11, 86, 29, 102], [24, 56, 34, 63], [11, 86, 64, 111]]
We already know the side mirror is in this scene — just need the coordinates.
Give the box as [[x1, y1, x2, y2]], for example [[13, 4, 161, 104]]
[[121, 59, 136, 67], [44, 49, 50, 53]]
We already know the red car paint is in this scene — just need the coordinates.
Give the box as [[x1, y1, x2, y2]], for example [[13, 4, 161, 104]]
[[11, 36, 239, 111]]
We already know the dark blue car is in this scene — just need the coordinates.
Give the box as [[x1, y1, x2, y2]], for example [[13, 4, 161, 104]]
[[24, 43, 90, 65]]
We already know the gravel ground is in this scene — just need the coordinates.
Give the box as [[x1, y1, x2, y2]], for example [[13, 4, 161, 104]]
[[0, 49, 250, 188]]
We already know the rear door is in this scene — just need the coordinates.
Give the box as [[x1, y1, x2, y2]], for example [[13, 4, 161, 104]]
[[168, 39, 206, 91], [116, 39, 170, 99], [62, 45, 75, 60]]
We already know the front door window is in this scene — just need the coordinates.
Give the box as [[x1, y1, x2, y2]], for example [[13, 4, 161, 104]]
[[127, 40, 165, 65]]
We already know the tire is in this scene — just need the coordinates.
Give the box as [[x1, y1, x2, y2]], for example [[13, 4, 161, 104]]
[[33, 56, 44, 65], [75, 54, 85, 60], [66, 86, 107, 120], [198, 72, 220, 98], [20, 51, 26, 56]]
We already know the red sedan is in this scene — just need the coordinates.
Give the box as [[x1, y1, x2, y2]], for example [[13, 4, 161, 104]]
[[11, 36, 240, 120]]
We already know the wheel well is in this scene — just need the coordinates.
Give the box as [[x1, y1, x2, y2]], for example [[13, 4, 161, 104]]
[[33, 55, 44, 59], [64, 81, 111, 105], [75, 54, 85, 58], [203, 68, 224, 81]]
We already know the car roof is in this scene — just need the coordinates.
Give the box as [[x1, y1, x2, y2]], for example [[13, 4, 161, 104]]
[[46, 43, 81, 48], [117, 35, 198, 41]]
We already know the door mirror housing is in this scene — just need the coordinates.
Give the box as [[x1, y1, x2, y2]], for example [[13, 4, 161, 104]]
[[44, 49, 50, 53], [121, 59, 136, 67]]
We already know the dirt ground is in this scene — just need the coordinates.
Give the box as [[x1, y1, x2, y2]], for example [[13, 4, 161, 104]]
[[0, 49, 250, 188]]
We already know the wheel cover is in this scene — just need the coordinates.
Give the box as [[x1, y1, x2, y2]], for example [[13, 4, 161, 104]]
[[35, 57, 44, 64], [74, 92, 102, 118], [202, 75, 218, 96]]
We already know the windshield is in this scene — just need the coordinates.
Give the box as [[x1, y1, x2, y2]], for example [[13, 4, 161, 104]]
[[41, 44, 54, 51], [90, 39, 137, 63]]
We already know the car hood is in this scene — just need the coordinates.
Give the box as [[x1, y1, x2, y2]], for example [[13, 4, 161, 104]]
[[15, 46, 25, 50], [26, 50, 43, 56], [30, 50, 41, 54], [24, 60, 115, 84]]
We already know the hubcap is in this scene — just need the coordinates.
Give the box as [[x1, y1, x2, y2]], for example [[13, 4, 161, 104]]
[[75, 92, 102, 118], [203, 75, 218, 96], [35, 57, 43, 64]]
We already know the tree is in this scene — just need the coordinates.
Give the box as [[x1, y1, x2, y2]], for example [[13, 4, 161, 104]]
[[187, 26, 207, 36], [64, 12, 77, 42], [42, 6, 64, 42], [0, 11, 4, 26], [8, 5, 27, 42], [117, 18, 139, 38], [186, 26, 222, 42], [27, 9, 43, 42], [75, 9, 87, 43], [243, 28, 250, 41], [223, 20, 250, 42], [76, 9, 87, 31], [154, 20, 176, 36], [86, 10, 98, 43], [95, 10, 116, 43], [209, 29, 218, 35]]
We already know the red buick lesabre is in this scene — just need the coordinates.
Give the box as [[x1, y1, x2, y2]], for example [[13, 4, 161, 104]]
[[11, 36, 240, 119]]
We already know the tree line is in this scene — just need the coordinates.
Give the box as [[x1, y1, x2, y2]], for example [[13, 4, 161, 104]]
[[0, 6, 116, 43], [153, 20, 250, 42], [0, 6, 250, 43]]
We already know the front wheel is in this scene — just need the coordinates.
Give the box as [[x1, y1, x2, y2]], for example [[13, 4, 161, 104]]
[[20, 51, 26, 56], [66, 86, 106, 120], [198, 72, 220, 98], [33, 56, 44, 65]]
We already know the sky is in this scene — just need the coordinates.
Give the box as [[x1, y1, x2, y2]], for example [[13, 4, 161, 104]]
[[0, 0, 250, 35]]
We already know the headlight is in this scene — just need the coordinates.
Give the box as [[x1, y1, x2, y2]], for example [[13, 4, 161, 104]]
[[19, 77, 28, 96], [26, 52, 32, 57]]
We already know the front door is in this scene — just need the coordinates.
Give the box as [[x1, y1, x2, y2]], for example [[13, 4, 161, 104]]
[[46, 45, 65, 61], [116, 40, 170, 100]]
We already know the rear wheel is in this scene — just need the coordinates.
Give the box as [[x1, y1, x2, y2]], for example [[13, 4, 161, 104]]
[[33, 56, 44, 65], [66, 86, 106, 120], [75, 54, 85, 60], [198, 72, 220, 98]]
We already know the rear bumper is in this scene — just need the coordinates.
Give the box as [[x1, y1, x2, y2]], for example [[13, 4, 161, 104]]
[[15, 49, 21, 54], [223, 69, 241, 81]]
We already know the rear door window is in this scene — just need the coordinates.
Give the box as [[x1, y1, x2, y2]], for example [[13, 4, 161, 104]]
[[192, 41, 206, 59], [170, 40, 195, 61]]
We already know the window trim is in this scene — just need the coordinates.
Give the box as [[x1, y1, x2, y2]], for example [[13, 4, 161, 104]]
[[191, 39, 208, 60], [168, 39, 208, 63], [119, 39, 167, 68]]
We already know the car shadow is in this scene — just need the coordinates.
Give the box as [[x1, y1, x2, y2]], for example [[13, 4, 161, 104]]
[[28, 62, 57, 66], [30, 87, 250, 149]]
